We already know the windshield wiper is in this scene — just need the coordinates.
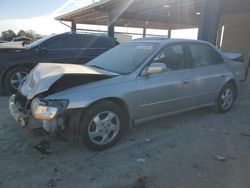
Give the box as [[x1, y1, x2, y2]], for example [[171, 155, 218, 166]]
[[89, 65, 109, 71], [88, 65, 121, 75]]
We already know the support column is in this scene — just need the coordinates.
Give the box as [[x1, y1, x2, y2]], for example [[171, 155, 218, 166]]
[[198, 0, 221, 45], [71, 21, 76, 32], [168, 28, 172, 38], [216, 25, 223, 49], [142, 27, 146, 37], [107, 13, 115, 38]]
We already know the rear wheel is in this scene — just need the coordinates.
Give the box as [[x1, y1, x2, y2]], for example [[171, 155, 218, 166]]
[[215, 83, 236, 113], [4, 67, 30, 95], [80, 101, 125, 150]]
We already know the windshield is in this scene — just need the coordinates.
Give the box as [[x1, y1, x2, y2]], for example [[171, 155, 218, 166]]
[[25, 35, 55, 49], [87, 42, 159, 74]]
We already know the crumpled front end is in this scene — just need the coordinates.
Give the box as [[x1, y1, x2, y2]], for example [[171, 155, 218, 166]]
[[9, 94, 30, 127], [9, 93, 67, 133], [9, 63, 118, 133]]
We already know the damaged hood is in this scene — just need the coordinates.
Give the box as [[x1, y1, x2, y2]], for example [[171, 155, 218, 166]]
[[21, 63, 118, 99]]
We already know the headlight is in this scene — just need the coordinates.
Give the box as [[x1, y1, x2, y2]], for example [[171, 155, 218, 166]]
[[31, 98, 69, 120]]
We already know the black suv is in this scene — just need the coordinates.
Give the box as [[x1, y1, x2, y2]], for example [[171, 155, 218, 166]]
[[0, 32, 119, 94]]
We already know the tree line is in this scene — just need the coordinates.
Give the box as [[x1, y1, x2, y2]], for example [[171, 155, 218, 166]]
[[0, 30, 43, 41]]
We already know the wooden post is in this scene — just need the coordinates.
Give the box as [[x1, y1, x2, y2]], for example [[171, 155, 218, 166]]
[[71, 22, 76, 32], [143, 27, 146, 37], [168, 28, 172, 38], [107, 13, 115, 37], [198, 0, 221, 45]]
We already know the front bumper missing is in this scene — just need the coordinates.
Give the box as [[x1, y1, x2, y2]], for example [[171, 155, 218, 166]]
[[9, 95, 65, 132], [9, 94, 43, 129], [9, 95, 30, 127]]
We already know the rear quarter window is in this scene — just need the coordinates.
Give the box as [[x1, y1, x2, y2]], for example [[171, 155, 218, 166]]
[[75, 35, 98, 48], [91, 37, 117, 48]]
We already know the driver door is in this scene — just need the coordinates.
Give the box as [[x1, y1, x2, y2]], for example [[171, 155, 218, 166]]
[[134, 44, 193, 120], [37, 35, 78, 64]]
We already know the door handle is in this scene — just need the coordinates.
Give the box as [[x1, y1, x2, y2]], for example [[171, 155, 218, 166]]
[[182, 80, 190, 84]]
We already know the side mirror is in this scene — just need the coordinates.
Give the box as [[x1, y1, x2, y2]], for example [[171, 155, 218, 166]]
[[145, 63, 167, 75]]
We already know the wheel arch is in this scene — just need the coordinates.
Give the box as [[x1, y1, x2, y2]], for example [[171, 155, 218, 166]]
[[226, 79, 238, 100], [62, 97, 132, 143], [1, 63, 34, 89], [87, 97, 132, 129]]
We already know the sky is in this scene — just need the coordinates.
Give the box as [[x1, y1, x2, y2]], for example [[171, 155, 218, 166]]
[[0, 0, 198, 39]]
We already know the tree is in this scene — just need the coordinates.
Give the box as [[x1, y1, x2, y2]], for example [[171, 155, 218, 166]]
[[26, 30, 42, 39], [1, 30, 16, 41], [17, 30, 27, 37], [1, 29, 43, 41]]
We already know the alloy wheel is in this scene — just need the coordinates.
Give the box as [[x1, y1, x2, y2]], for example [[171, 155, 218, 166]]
[[221, 88, 233, 110], [88, 111, 120, 145], [10, 71, 28, 90]]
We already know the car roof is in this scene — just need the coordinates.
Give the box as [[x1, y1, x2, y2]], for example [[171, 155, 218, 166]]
[[131, 37, 211, 46], [61, 32, 113, 38]]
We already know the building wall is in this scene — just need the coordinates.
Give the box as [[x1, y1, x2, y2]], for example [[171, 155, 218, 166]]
[[221, 12, 250, 64], [114, 33, 132, 43]]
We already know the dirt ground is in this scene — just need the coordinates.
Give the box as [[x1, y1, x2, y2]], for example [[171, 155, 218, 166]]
[[0, 74, 250, 188]]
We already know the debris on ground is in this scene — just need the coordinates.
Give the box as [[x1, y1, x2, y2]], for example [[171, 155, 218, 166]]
[[48, 178, 56, 187], [144, 138, 151, 142], [238, 96, 244, 101], [197, 174, 203, 178], [132, 176, 147, 188], [31, 128, 48, 137], [214, 155, 227, 162], [33, 140, 51, 155], [89, 177, 96, 182], [145, 153, 151, 158], [241, 132, 250, 137], [137, 158, 146, 163], [53, 168, 58, 173]]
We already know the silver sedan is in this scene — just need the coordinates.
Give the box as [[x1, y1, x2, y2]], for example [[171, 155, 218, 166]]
[[9, 38, 247, 150]]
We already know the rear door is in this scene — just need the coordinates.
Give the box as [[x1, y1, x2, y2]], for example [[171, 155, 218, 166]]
[[135, 43, 193, 119], [188, 42, 230, 106], [74, 35, 115, 64]]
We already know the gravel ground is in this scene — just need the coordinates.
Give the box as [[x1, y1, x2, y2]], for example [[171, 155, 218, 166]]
[[0, 74, 250, 188]]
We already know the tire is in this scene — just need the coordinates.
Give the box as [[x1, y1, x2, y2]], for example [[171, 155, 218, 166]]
[[4, 67, 30, 95], [215, 83, 236, 113], [80, 101, 126, 150]]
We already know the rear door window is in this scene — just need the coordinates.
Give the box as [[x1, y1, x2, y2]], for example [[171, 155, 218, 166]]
[[188, 43, 224, 68], [91, 37, 116, 48], [152, 44, 189, 71], [75, 35, 98, 48]]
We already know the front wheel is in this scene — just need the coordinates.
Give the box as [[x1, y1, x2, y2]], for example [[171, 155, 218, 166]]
[[215, 83, 236, 113], [80, 101, 125, 150]]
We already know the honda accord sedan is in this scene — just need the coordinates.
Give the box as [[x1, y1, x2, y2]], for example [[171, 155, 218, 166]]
[[9, 38, 247, 150]]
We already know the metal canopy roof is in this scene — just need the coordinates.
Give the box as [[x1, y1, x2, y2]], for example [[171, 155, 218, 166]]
[[55, 0, 250, 30]]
